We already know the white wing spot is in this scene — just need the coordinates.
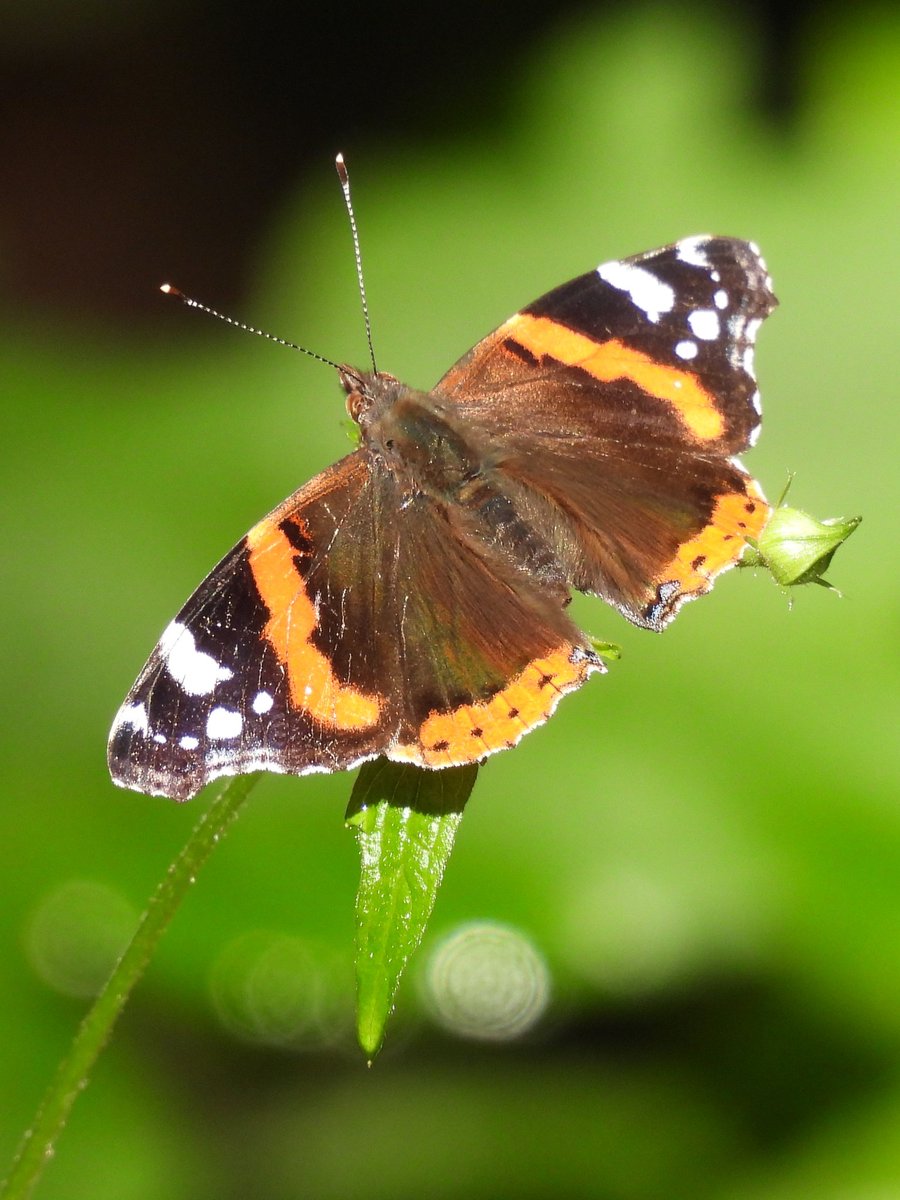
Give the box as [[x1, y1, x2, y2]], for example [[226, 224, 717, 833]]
[[597, 260, 675, 322], [179, 735, 200, 751], [675, 339, 698, 360], [114, 703, 149, 733], [152, 733, 167, 745], [252, 691, 274, 715], [675, 236, 712, 268], [161, 622, 233, 696], [206, 706, 243, 740], [688, 309, 720, 340], [714, 289, 729, 309], [742, 345, 755, 374]]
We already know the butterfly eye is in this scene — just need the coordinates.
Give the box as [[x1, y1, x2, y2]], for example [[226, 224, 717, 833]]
[[346, 390, 367, 424]]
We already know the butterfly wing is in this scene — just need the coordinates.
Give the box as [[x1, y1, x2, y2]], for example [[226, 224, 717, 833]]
[[371, 479, 604, 770], [109, 451, 602, 800], [436, 236, 776, 628], [108, 454, 387, 799]]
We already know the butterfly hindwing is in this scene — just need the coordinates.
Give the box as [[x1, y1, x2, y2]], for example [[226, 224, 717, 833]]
[[435, 236, 776, 627], [373, 483, 604, 767]]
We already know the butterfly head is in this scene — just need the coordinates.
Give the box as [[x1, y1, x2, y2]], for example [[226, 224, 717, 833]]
[[340, 366, 410, 433]]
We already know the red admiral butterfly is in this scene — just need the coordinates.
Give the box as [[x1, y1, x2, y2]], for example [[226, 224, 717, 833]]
[[109, 212, 775, 800]]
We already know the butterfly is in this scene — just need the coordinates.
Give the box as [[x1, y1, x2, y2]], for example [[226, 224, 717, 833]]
[[109, 232, 775, 800]]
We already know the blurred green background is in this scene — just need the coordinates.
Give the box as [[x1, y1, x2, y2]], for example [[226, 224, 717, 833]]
[[2, 2, 898, 1197]]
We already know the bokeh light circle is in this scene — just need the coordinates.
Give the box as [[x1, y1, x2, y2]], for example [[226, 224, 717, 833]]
[[423, 922, 551, 1042], [209, 931, 350, 1050], [25, 879, 136, 998]]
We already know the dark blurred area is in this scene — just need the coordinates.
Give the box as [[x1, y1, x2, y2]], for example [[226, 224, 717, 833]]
[[1, 0, 810, 324]]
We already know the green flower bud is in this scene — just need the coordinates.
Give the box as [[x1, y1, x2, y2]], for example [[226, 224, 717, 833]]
[[753, 505, 861, 589]]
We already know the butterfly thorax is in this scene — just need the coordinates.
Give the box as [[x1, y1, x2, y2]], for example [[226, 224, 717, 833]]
[[343, 368, 492, 500], [342, 367, 567, 594]]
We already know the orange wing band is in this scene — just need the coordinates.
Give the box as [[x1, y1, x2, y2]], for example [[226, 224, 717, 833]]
[[659, 479, 770, 592], [246, 520, 382, 730], [507, 313, 725, 443], [392, 644, 592, 768]]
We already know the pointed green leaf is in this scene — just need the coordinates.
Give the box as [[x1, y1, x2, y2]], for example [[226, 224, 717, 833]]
[[587, 636, 622, 662], [346, 759, 478, 1059]]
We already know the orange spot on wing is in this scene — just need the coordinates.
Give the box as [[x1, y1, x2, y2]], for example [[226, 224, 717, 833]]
[[391, 644, 596, 768], [659, 479, 770, 593], [507, 313, 725, 442], [246, 519, 381, 730]]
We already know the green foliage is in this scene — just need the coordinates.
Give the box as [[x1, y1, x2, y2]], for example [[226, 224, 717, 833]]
[[1, 5, 898, 1199], [0, 774, 259, 1200]]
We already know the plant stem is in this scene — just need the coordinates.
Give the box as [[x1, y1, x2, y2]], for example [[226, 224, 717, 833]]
[[0, 772, 260, 1200]]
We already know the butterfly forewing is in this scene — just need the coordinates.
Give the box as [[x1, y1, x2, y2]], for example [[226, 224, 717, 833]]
[[109, 452, 603, 798], [435, 236, 775, 628]]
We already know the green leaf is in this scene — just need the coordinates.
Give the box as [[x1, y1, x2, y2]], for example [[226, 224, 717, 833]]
[[346, 759, 478, 1059], [587, 636, 622, 662]]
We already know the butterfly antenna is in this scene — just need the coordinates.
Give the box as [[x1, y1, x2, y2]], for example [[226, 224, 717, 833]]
[[159, 284, 345, 373], [335, 153, 378, 374]]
